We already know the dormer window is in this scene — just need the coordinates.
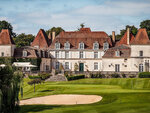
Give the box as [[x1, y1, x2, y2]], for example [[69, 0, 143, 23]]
[[23, 50, 27, 57], [103, 42, 109, 51], [64, 42, 70, 50], [93, 42, 99, 50], [115, 50, 120, 57], [79, 42, 84, 49], [55, 42, 60, 49]]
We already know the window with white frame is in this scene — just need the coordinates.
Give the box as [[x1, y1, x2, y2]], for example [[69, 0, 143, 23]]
[[94, 52, 98, 58], [79, 51, 83, 58], [23, 50, 27, 57], [56, 62, 59, 70], [55, 42, 60, 49], [139, 64, 143, 72], [65, 62, 69, 69], [64, 42, 70, 50], [1, 52, 4, 57], [115, 50, 120, 57], [103, 42, 109, 51], [94, 62, 98, 70], [79, 42, 84, 49], [93, 42, 99, 50], [55, 51, 59, 58], [65, 51, 69, 58]]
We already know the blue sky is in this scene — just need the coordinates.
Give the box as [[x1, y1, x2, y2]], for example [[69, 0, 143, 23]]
[[0, 0, 150, 35]]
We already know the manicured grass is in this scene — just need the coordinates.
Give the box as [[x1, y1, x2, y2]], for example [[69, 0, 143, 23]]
[[18, 78, 150, 113]]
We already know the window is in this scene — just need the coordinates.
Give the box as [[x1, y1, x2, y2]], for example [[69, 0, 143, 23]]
[[42, 51, 45, 57], [65, 51, 69, 58], [93, 42, 99, 50], [103, 42, 109, 51], [79, 51, 83, 58], [139, 64, 143, 72], [139, 51, 143, 57], [56, 62, 59, 70], [64, 42, 70, 50], [23, 51, 27, 57], [115, 50, 120, 57], [55, 51, 59, 58], [94, 52, 98, 58], [79, 42, 84, 49], [65, 62, 69, 69], [55, 42, 60, 49], [94, 62, 98, 70], [1, 52, 4, 57], [115, 64, 120, 72]]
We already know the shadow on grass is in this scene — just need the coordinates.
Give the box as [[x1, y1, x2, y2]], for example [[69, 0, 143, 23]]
[[16, 105, 60, 113], [39, 89, 54, 92]]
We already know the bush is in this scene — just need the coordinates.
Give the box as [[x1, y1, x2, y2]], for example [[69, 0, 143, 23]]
[[28, 75, 41, 79], [38, 73, 51, 80], [90, 72, 105, 78], [139, 72, 150, 78], [67, 75, 85, 81], [111, 73, 120, 78]]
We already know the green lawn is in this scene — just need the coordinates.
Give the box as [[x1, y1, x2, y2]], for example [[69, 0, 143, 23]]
[[18, 78, 150, 113]]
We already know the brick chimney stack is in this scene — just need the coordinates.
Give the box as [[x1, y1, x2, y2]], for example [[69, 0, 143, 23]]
[[52, 32, 55, 42], [112, 31, 115, 43], [127, 28, 130, 45]]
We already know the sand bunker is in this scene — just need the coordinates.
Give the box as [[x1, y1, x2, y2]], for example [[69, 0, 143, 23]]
[[20, 94, 102, 105]]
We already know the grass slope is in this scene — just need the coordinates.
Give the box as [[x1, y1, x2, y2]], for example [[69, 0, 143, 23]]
[[18, 78, 150, 113]]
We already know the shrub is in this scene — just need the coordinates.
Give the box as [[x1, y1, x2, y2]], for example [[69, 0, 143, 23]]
[[38, 73, 51, 80], [111, 73, 120, 78], [28, 75, 41, 79], [67, 74, 85, 81], [139, 72, 150, 78], [90, 72, 105, 78]]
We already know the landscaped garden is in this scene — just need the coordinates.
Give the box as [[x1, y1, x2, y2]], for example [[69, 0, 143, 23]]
[[18, 78, 150, 113]]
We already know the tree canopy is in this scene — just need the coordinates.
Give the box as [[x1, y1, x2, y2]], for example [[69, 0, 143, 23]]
[[46, 27, 64, 37], [140, 20, 150, 38], [13, 33, 35, 48], [0, 20, 16, 37]]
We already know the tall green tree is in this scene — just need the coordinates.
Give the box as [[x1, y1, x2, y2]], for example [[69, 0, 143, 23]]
[[140, 20, 150, 39], [0, 20, 16, 37], [46, 27, 64, 37], [13, 33, 35, 47], [115, 25, 138, 41]]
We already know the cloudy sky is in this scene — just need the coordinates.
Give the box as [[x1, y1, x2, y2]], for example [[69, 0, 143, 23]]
[[0, 0, 150, 35]]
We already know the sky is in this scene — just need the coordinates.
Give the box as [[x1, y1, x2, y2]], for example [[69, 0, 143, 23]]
[[0, 0, 150, 35]]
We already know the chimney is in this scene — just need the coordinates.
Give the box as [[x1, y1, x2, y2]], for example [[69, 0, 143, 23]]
[[48, 32, 51, 40], [52, 32, 55, 41], [127, 28, 130, 45], [112, 31, 115, 43]]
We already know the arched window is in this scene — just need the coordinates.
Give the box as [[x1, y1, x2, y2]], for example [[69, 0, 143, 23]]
[[139, 64, 143, 72], [55, 42, 60, 49], [93, 42, 99, 50], [79, 42, 84, 49], [103, 42, 109, 51], [64, 42, 70, 49]]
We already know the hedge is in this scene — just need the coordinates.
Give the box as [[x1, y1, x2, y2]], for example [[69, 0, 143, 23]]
[[139, 72, 150, 78], [67, 75, 85, 81]]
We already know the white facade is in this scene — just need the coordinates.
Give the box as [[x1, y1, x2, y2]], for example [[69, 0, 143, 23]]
[[0, 45, 15, 57]]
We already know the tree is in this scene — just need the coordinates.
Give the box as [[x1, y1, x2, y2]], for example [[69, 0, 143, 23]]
[[0, 20, 16, 37], [80, 23, 85, 28], [46, 27, 64, 37], [114, 25, 138, 41], [74, 63, 79, 73], [140, 20, 150, 39], [13, 33, 35, 47], [0, 66, 23, 113], [28, 79, 41, 92]]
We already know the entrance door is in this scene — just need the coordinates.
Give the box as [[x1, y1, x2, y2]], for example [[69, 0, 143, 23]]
[[115, 64, 120, 72], [79, 63, 84, 72]]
